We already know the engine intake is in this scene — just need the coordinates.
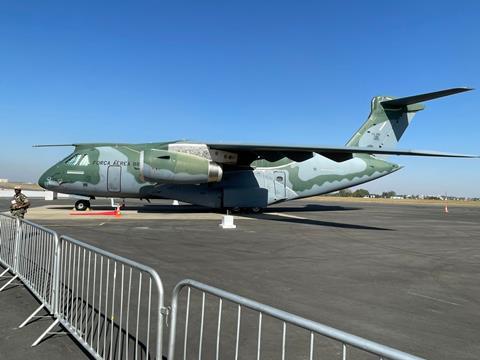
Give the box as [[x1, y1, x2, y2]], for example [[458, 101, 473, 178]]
[[140, 149, 223, 184]]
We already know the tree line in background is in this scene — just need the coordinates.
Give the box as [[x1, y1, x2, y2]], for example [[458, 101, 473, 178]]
[[333, 188, 397, 198], [330, 189, 478, 201]]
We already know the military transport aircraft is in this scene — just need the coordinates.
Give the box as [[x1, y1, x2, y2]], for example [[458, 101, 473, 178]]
[[37, 88, 478, 212]]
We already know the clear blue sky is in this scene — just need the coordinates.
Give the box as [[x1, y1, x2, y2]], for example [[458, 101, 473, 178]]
[[1, 1, 479, 196]]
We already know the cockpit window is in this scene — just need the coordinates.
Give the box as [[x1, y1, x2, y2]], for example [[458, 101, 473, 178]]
[[78, 155, 90, 166], [65, 154, 90, 166], [65, 154, 82, 165]]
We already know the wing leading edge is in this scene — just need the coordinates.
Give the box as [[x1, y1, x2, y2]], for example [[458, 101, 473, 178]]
[[33, 142, 479, 164]]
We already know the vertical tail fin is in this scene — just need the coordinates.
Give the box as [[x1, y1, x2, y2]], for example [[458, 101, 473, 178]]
[[346, 87, 472, 149]]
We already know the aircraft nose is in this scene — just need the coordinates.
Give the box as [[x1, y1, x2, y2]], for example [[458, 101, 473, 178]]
[[38, 169, 50, 189], [38, 166, 58, 190]]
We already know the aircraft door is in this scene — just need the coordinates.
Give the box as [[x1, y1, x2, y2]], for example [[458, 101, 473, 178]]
[[107, 165, 122, 192], [273, 170, 286, 200]]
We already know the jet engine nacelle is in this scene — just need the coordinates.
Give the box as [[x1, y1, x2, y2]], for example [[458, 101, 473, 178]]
[[139, 149, 223, 184]]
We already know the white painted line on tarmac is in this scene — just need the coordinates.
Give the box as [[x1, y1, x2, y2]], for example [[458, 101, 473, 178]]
[[407, 291, 460, 306], [47, 224, 103, 227], [268, 212, 309, 220]]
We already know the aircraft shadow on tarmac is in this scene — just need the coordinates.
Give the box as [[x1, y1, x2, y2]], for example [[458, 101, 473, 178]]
[[264, 204, 361, 213], [50, 203, 361, 214], [242, 213, 393, 231], [48, 204, 389, 230], [50, 204, 212, 213]]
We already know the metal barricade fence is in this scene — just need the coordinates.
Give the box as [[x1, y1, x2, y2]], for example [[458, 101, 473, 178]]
[[167, 279, 424, 360], [0, 215, 166, 359], [0, 215, 59, 323], [15, 219, 59, 315], [51, 235, 166, 359], [0, 214, 19, 275]]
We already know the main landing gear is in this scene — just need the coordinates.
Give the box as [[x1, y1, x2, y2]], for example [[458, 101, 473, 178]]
[[74, 200, 91, 211], [230, 207, 264, 214]]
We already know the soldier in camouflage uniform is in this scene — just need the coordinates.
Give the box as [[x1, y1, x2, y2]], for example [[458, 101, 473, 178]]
[[10, 186, 30, 218]]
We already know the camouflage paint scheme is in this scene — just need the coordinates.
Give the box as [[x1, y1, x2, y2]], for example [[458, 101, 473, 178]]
[[38, 88, 476, 209]]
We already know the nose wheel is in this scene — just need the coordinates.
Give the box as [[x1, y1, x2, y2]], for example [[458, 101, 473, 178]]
[[74, 200, 91, 211]]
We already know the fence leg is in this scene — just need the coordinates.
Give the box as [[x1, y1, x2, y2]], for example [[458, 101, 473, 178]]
[[0, 267, 10, 278], [52, 235, 61, 316], [13, 218, 22, 273], [19, 304, 45, 328], [31, 318, 60, 347], [0, 274, 18, 292]]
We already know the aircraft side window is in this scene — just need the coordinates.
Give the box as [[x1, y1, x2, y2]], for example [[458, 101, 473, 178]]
[[65, 154, 82, 166], [78, 154, 90, 166]]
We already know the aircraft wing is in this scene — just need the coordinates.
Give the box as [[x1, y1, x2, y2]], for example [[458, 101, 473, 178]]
[[206, 143, 479, 164]]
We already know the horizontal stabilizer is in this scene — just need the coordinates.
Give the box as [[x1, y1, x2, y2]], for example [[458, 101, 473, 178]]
[[381, 87, 473, 109]]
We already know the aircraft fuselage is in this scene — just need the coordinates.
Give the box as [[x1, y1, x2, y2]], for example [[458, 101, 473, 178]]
[[39, 143, 399, 209]]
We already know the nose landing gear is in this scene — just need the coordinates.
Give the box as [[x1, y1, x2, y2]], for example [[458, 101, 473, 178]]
[[74, 200, 91, 211]]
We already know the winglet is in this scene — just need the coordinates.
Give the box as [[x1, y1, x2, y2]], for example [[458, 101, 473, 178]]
[[381, 87, 473, 109]]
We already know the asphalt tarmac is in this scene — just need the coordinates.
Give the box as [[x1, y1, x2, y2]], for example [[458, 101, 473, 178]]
[[0, 198, 479, 359]]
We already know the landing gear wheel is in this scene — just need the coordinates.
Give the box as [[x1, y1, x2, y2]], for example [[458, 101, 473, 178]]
[[227, 207, 263, 214], [250, 207, 263, 214], [75, 200, 90, 211]]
